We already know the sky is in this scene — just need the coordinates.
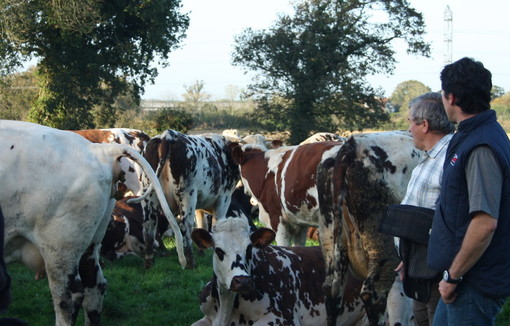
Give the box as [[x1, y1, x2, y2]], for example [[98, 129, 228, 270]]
[[141, 0, 510, 100]]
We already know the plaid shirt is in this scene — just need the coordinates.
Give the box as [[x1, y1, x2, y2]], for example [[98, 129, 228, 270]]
[[395, 133, 453, 252], [401, 133, 453, 209]]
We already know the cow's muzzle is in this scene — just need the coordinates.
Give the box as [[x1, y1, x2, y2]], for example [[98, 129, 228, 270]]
[[230, 276, 253, 294]]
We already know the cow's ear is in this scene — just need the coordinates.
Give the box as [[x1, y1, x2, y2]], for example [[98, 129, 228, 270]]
[[231, 145, 244, 165], [191, 228, 214, 249], [250, 228, 275, 248], [270, 140, 284, 148]]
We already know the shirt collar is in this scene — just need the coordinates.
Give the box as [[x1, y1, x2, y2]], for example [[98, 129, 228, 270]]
[[425, 133, 453, 158]]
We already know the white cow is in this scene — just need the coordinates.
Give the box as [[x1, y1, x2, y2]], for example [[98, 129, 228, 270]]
[[0, 120, 185, 326]]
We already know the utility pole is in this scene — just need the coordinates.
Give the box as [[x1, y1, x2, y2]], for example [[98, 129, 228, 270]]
[[444, 5, 453, 65]]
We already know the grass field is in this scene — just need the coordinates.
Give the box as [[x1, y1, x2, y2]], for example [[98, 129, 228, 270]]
[[3, 244, 213, 326], [3, 239, 510, 326]]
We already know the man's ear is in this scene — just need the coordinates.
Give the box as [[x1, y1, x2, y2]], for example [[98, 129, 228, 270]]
[[446, 93, 456, 106], [422, 119, 430, 133]]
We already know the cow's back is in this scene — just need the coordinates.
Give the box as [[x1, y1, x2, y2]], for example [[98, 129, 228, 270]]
[[0, 121, 120, 263], [246, 246, 326, 324]]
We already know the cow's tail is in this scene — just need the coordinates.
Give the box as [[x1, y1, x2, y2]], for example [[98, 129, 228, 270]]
[[92, 143, 187, 269]]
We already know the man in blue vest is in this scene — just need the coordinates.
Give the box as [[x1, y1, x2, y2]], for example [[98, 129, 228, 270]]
[[427, 57, 510, 325]]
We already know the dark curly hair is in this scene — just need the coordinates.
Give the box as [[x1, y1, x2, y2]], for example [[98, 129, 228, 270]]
[[440, 57, 492, 114]]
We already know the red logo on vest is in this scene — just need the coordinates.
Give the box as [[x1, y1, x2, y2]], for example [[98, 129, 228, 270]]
[[450, 154, 458, 166]]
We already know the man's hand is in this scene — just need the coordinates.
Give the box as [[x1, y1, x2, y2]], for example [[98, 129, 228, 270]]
[[438, 279, 458, 303]]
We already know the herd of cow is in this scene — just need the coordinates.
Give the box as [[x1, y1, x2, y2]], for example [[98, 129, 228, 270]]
[[0, 120, 423, 326]]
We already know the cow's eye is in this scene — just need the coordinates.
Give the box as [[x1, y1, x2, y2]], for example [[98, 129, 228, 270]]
[[215, 248, 225, 261]]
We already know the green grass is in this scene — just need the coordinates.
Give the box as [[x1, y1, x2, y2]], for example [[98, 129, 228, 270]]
[[3, 242, 213, 326], [3, 237, 510, 326]]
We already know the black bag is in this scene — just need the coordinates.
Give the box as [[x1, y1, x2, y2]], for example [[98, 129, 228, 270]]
[[379, 204, 440, 302], [378, 204, 434, 244]]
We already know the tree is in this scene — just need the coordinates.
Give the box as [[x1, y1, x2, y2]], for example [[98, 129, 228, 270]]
[[0, 0, 189, 129], [491, 85, 506, 101], [491, 91, 510, 132], [389, 80, 431, 113], [182, 80, 211, 111], [232, 0, 430, 144], [0, 67, 38, 120]]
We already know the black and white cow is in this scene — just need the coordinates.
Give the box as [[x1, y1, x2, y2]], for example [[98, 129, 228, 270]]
[[191, 217, 368, 326], [132, 130, 241, 269], [316, 130, 422, 326], [299, 132, 345, 145], [0, 120, 185, 326]]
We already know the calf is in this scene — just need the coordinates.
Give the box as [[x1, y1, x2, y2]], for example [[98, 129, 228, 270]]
[[0, 120, 185, 326], [231, 141, 343, 246], [191, 217, 368, 326], [71, 128, 150, 196], [316, 130, 422, 326], [135, 130, 240, 269], [101, 197, 175, 261]]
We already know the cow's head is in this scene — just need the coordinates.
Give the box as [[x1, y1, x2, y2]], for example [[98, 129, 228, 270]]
[[191, 218, 275, 293]]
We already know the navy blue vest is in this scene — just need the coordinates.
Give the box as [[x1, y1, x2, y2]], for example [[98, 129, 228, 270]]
[[427, 110, 510, 297]]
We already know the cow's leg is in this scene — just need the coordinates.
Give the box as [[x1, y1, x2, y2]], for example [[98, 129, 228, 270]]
[[79, 243, 107, 326], [274, 222, 292, 246], [142, 193, 160, 269], [358, 234, 397, 326], [181, 197, 198, 269], [293, 226, 308, 246], [43, 253, 84, 326], [318, 202, 346, 326]]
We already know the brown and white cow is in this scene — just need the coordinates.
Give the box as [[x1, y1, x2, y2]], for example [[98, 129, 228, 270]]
[[231, 141, 344, 246], [132, 130, 241, 269], [0, 120, 185, 326], [316, 130, 422, 326], [191, 217, 368, 326], [71, 128, 150, 196]]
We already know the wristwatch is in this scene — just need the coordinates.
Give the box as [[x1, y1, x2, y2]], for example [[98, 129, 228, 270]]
[[443, 270, 462, 284]]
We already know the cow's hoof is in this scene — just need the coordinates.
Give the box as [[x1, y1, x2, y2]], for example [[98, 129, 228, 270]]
[[144, 259, 154, 269], [185, 261, 196, 269]]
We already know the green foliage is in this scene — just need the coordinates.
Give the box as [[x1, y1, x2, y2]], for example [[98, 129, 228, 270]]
[[389, 80, 432, 113], [190, 103, 265, 133], [93, 82, 141, 129], [0, 0, 189, 129], [146, 107, 194, 134], [0, 67, 38, 120], [232, 0, 430, 144], [492, 85, 506, 101], [383, 80, 432, 130], [492, 91, 510, 132]]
